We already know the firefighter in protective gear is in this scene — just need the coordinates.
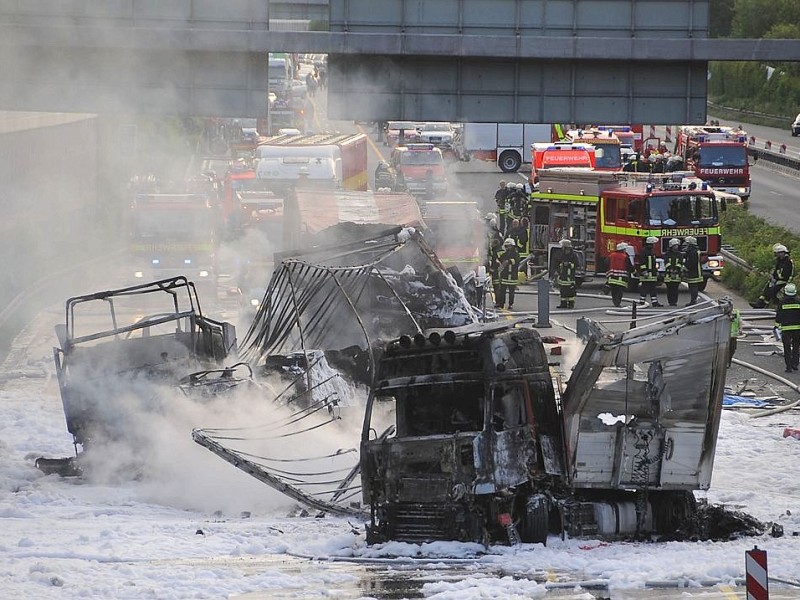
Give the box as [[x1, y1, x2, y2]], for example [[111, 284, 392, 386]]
[[728, 302, 741, 368], [638, 236, 662, 307], [493, 181, 508, 227], [496, 182, 515, 235], [494, 238, 519, 310], [775, 282, 800, 372], [664, 237, 683, 307], [683, 236, 703, 306], [606, 242, 632, 307], [751, 243, 794, 309], [556, 238, 577, 309], [487, 236, 503, 294]]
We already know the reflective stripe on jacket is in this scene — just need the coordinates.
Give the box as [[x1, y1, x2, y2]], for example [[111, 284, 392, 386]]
[[776, 300, 800, 332]]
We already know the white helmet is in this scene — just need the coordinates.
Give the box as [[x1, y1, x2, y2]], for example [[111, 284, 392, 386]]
[[616, 242, 627, 251], [504, 237, 516, 247], [515, 183, 524, 190], [506, 182, 516, 189], [645, 236, 658, 245], [774, 243, 788, 254], [669, 238, 680, 248], [685, 236, 697, 246], [785, 283, 797, 296], [560, 238, 572, 248]]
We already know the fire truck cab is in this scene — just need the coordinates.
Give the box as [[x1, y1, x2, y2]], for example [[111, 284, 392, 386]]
[[529, 169, 724, 289], [674, 126, 751, 201], [390, 143, 448, 198], [562, 128, 623, 170], [529, 142, 596, 189]]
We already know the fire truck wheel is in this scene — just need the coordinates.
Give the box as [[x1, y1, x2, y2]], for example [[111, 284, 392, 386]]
[[499, 150, 522, 173]]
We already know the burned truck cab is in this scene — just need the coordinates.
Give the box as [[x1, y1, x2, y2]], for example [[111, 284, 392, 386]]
[[360, 321, 566, 545]]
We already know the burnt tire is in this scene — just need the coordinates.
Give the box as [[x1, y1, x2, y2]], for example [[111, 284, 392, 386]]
[[519, 494, 549, 544], [499, 150, 522, 173]]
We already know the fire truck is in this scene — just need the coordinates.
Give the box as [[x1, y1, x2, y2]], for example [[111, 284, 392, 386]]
[[128, 193, 219, 297], [561, 128, 623, 170], [528, 168, 724, 289], [674, 126, 751, 201], [390, 143, 448, 198], [255, 133, 368, 191], [529, 142, 596, 188]]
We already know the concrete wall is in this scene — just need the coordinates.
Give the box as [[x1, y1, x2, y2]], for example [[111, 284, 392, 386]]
[[0, 113, 99, 297]]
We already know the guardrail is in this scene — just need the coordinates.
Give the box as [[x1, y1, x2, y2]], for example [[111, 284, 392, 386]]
[[748, 144, 800, 173]]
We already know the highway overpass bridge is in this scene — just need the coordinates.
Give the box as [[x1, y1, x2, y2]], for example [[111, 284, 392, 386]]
[[1, 1, 799, 123]]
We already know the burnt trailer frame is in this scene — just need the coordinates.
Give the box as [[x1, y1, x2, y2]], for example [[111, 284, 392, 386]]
[[52, 276, 237, 453]]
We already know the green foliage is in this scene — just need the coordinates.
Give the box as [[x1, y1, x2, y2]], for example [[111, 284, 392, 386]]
[[709, 0, 734, 38], [720, 206, 800, 300]]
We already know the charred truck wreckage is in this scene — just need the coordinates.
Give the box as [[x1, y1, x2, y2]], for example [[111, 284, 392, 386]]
[[37, 277, 238, 476], [361, 303, 737, 544], [40, 226, 765, 543]]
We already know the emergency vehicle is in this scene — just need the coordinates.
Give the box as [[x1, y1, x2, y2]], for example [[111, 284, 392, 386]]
[[562, 128, 623, 170], [220, 161, 275, 236], [529, 168, 724, 289], [529, 142, 596, 188], [390, 143, 448, 197], [255, 133, 368, 191], [674, 125, 751, 201], [596, 125, 645, 152], [128, 193, 219, 296]]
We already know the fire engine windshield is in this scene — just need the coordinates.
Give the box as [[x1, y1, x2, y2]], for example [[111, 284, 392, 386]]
[[697, 146, 747, 168], [594, 144, 622, 169], [647, 194, 717, 226], [134, 209, 213, 241], [400, 150, 443, 166]]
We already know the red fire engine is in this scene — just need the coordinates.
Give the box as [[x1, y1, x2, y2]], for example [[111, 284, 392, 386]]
[[674, 126, 751, 201], [529, 168, 724, 289], [529, 142, 596, 188], [562, 128, 623, 170]]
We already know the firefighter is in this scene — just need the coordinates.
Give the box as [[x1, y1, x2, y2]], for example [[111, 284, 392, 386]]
[[775, 283, 800, 372], [488, 236, 503, 298], [374, 161, 395, 190], [496, 182, 514, 235], [728, 302, 741, 368], [664, 237, 683, 307], [494, 237, 519, 310], [484, 214, 503, 265], [606, 242, 632, 308], [509, 183, 527, 221], [751, 243, 794, 309], [556, 238, 577, 309], [491, 180, 507, 215], [638, 236, 661, 307], [517, 216, 531, 278], [683, 235, 703, 306]]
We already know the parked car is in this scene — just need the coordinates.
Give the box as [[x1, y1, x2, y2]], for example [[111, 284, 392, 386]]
[[792, 113, 800, 136]]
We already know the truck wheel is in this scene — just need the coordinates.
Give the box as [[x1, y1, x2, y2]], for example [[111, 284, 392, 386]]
[[519, 494, 549, 544], [499, 151, 522, 173]]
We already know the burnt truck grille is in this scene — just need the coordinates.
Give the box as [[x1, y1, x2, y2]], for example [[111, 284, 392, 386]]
[[392, 503, 451, 542]]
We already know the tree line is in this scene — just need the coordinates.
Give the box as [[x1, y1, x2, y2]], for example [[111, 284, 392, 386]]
[[709, 0, 800, 116]]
